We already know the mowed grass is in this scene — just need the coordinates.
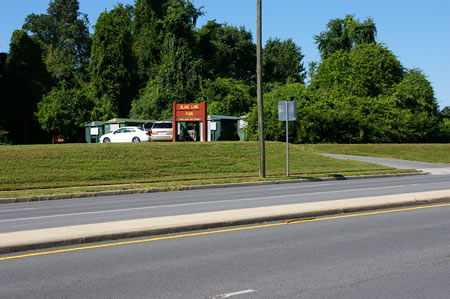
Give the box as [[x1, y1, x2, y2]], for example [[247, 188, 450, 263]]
[[0, 142, 412, 198], [304, 144, 450, 164]]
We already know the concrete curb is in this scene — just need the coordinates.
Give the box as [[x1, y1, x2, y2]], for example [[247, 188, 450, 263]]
[[1, 189, 449, 255], [0, 172, 425, 204]]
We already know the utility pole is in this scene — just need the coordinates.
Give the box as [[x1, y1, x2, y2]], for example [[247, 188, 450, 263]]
[[256, 0, 265, 178]]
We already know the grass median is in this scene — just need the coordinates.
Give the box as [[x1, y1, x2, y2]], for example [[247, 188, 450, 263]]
[[0, 142, 415, 199]]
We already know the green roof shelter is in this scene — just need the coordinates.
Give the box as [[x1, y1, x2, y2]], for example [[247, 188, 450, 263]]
[[207, 115, 247, 141], [104, 118, 157, 134]]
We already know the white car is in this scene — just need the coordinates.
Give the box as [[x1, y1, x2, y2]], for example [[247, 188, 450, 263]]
[[100, 127, 150, 143]]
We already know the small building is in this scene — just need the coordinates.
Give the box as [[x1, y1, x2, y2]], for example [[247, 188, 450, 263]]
[[84, 121, 105, 143], [207, 115, 247, 142]]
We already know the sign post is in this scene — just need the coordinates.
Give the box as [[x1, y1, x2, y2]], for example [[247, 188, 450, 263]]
[[278, 101, 296, 176]]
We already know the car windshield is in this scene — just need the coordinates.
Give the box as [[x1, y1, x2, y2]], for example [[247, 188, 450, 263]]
[[153, 123, 172, 129]]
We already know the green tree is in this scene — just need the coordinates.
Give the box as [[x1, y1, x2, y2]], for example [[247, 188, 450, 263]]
[[4, 30, 51, 144], [390, 69, 440, 141], [163, 0, 202, 40], [130, 37, 204, 120], [288, 90, 370, 144], [133, 0, 167, 81], [36, 84, 94, 141], [89, 4, 136, 119], [438, 118, 450, 142], [296, 94, 432, 144], [314, 14, 377, 59], [23, 0, 91, 83], [309, 43, 404, 98], [263, 38, 306, 89], [392, 69, 439, 114], [130, 0, 204, 120], [0, 52, 6, 80], [0, 52, 7, 136], [441, 106, 450, 117], [200, 77, 254, 116], [0, 69, 8, 143], [246, 83, 308, 142], [198, 20, 256, 83], [133, 0, 202, 81], [440, 106, 450, 141]]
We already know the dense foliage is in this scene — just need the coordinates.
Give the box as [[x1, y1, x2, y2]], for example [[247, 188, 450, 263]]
[[22, 0, 91, 83], [0, 0, 448, 144], [89, 4, 136, 119], [263, 38, 306, 89], [198, 20, 256, 84], [2, 30, 51, 144], [36, 84, 95, 141], [314, 14, 377, 59]]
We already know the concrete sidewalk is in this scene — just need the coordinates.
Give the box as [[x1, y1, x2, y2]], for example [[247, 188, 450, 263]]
[[1, 189, 450, 255]]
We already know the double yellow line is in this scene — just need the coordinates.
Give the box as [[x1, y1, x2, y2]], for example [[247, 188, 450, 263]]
[[2, 203, 449, 261]]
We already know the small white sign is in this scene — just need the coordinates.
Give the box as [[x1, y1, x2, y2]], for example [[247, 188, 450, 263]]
[[90, 127, 99, 136], [278, 101, 297, 121], [210, 122, 217, 131], [239, 120, 248, 129]]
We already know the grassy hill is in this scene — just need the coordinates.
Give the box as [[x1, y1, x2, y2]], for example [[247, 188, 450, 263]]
[[0, 142, 412, 199]]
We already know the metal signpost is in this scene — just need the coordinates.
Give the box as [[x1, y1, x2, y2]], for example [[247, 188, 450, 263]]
[[278, 101, 296, 176]]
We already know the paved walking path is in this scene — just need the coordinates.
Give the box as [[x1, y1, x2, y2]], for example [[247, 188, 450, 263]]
[[320, 154, 450, 175]]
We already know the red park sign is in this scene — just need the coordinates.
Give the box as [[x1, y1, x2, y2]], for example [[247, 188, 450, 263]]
[[172, 101, 207, 141]]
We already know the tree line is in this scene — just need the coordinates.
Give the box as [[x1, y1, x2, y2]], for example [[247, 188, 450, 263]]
[[0, 0, 448, 144]]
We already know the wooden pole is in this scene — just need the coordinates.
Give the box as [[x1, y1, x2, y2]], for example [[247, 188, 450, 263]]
[[257, 0, 266, 178]]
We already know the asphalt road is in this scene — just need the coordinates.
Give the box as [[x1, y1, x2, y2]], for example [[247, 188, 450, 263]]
[[1, 174, 450, 233], [1, 203, 449, 298]]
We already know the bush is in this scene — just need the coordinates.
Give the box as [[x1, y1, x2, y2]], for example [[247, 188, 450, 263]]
[[247, 83, 308, 142], [36, 85, 95, 141], [0, 129, 10, 145]]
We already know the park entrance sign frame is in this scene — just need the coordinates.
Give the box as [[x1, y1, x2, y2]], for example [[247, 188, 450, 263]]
[[172, 101, 207, 142]]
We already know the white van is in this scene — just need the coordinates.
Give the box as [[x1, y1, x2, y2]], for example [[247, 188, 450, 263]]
[[150, 121, 173, 141]]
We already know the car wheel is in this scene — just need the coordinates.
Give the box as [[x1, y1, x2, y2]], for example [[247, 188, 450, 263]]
[[132, 137, 141, 142], [103, 137, 111, 143]]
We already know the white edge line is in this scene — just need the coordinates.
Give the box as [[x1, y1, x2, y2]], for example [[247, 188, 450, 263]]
[[0, 208, 35, 213], [212, 289, 256, 298]]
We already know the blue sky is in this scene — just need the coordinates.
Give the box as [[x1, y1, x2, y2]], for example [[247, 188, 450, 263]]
[[1, 0, 449, 108]]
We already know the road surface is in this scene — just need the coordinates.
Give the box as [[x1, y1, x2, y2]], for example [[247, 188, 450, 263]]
[[1, 203, 449, 298], [1, 174, 450, 233]]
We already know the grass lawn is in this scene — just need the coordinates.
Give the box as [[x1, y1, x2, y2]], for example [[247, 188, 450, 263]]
[[304, 144, 450, 164], [0, 142, 410, 199]]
